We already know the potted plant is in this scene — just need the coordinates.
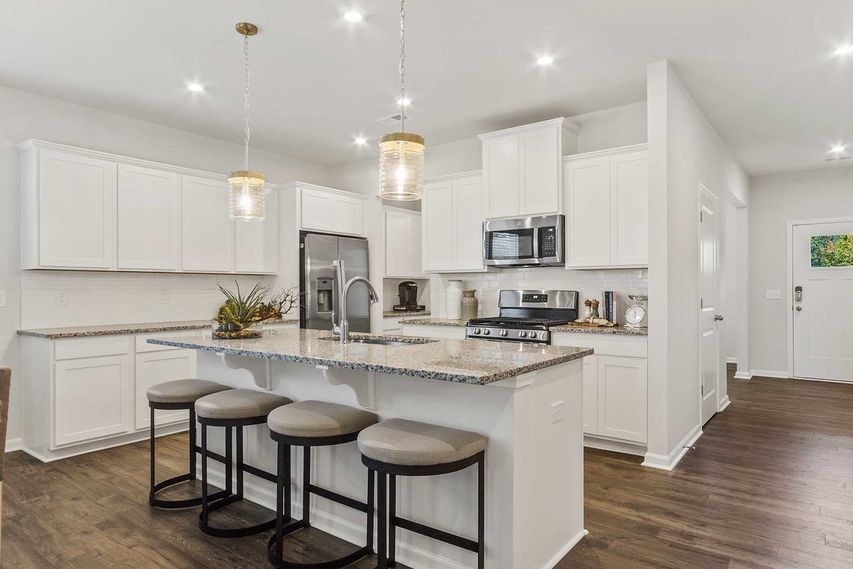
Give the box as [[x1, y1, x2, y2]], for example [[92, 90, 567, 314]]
[[256, 286, 300, 321], [213, 281, 271, 339]]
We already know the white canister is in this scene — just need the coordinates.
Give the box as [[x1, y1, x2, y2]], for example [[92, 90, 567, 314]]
[[446, 280, 463, 320]]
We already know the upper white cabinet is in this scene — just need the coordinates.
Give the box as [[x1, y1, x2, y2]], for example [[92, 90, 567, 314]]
[[564, 145, 648, 269], [479, 118, 580, 219], [20, 140, 278, 274], [118, 164, 180, 271], [180, 175, 234, 273], [385, 207, 422, 278], [422, 173, 485, 273], [295, 183, 366, 237], [22, 146, 117, 270]]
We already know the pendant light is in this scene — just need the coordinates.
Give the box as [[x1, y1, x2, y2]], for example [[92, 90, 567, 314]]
[[228, 22, 265, 221], [378, 0, 425, 201]]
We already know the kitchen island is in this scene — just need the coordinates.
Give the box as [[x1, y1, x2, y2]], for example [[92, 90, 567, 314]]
[[149, 329, 592, 569]]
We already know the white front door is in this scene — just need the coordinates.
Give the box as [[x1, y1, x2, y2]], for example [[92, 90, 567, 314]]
[[793, 221, 853, 381], [700, 188, 721, 425]]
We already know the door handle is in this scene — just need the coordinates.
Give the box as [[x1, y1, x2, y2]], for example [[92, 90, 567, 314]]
[[795, 306, 802, 312], [714, 314, 724, 322]]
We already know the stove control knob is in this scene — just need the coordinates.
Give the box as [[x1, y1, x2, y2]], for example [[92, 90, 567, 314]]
[[483, 329, 491, 335], [500, 330, 508, 337], [519, 331, 528, 338], [473, 328, 481, 334]]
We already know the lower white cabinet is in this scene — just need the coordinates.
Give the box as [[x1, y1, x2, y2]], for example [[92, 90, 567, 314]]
[[54, 354, 133, 447], [582, 355, 599, 433], [134, 348, 198, 430]]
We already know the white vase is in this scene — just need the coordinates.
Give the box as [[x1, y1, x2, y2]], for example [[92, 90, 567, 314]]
[[446, 280, 463, 320]]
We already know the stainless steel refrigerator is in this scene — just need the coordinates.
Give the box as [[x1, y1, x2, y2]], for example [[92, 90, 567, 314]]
[[300, 231, 371, 332]]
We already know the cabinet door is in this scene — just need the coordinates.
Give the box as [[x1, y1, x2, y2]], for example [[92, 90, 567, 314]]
[[482, 135, 520, 218], [565, 156, 611, 268], [611, 152, 649, 266], [235, 189, 278, 273], [406, 214, 423, 277], [597, 355, 647, 443], [452, 176, 485, 271], [54, 354, 132, 447], [38, 150, 117, 269], [582, 354, 599, 435], [333, 195, 365, 236], [117, 164, 180, 270], [422, 181, 454, 271], [300, 188, 336, 232], [520, 126, 561, 215], [181, 175, 234, 272], [134, 349, 197, 430], [385, 209, 409, 277]]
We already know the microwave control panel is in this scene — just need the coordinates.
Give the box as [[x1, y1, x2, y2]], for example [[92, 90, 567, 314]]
[[539, 227, 558, 257]]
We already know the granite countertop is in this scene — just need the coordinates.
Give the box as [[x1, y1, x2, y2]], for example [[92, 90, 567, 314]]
[[17, 317, 299, 339], [383, 310, 431, 318], [399, 317, 647, 336], [148, 328, 593, 386]]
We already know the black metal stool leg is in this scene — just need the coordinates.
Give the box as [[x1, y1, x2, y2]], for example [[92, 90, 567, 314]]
[[236, 425, 244, 500], [302, 446, 311, 525], [225, 425, 233, 496], [377, 472, 388, 569], [367, 469, 375, 553], [189, 409, 197, 479], [149, 407, 156, 505], [200, 422, 209, 526], [275, 442, 286, 561], [478, 455, 485, 569], [389, 474, 397, 568]]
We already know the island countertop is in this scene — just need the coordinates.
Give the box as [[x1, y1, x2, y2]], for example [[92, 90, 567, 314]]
[[148, 328, 592, 385], [17, 317, 298, 339], [399, 317, 648, 336]]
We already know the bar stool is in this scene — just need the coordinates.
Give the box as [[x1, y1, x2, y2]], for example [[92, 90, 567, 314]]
[[147, 378, 230, 509], [195, 388, 292, 538], [358, 418, 487, 569], [266, 400, 379, 569]]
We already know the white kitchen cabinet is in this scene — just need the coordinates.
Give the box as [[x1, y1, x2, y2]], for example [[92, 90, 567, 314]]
[[134, 348, 198, 430], [564, 145, 648, 269], [117, 164, 181, 271], [296, 183, 366, 237], [54, 353, 133, 447], [479, 118, 580, 219], [582, 355, 599, 434], [22, 146, 117, 269], [235, 189, 279, 274], [422, 173, 485, 273], [385, 208, 422, 278], [597, 355, 648, 443], [181, 175, 234, 272]]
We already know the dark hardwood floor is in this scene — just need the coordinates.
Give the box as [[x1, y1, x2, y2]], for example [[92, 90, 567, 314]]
[[5, 367, 853, 568]]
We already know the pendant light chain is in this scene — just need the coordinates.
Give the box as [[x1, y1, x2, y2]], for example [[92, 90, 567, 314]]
[[243, 32, 251, 172], [399, 0, 406, 133]]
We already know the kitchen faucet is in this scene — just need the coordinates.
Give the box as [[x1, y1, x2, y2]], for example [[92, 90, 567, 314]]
[[332, 259, 379, 344]]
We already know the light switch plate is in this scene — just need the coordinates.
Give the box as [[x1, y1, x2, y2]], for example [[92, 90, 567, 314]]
[[765, 289, 781, 300]]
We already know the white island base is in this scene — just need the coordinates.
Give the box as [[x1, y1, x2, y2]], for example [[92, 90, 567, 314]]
[[193, 350, 585, 569]]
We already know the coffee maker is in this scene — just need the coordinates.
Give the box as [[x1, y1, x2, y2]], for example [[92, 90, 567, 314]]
[[393, 281, 425, 312]]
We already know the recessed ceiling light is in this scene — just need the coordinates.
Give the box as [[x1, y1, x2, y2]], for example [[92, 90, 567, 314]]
[[186, 82, 205, 93], [396, 97, 412, 107], [343, 10, 364, 23], [831, 144, 847, 154], [354, 136, 367, 146], [536, 55, 555, 66], [834, 45, 853, 56]]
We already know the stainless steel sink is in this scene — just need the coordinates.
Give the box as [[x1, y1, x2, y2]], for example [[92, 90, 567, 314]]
[[319, 335, 438, 347]]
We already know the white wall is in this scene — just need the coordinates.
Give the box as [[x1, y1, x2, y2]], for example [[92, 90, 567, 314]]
[[0, 85, 333, 448], [748, 165, 853, 375], [646, 61, 749, 468]]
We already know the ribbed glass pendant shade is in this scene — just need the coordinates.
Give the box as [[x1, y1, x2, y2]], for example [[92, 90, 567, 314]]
[[378, 132, 425, 201], [228, 170, 265, 221]]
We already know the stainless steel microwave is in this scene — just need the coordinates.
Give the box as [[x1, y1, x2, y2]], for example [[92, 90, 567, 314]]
[[483, 214, 565, 267]]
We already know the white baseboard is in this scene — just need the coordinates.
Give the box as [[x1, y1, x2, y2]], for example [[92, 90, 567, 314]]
[[718, 396, 731, 412], [584, 435, 646, 457], [733, 371, 753, 380], [541, 529, 589, 569], [5, 438, 22, 453], [641, 424, 702, 471], [725, 357, 738, 365], [750, 369, 790, 379]]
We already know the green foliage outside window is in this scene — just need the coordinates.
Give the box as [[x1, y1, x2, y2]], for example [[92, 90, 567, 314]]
[[811, 234, 853, 267]]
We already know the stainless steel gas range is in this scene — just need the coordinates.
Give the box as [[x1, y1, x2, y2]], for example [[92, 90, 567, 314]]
[[466, 289, 579, 345]]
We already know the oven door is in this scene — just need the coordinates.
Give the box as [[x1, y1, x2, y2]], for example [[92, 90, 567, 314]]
[[483, 215, 564, 267]]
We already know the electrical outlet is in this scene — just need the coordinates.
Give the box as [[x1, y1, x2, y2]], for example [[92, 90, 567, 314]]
[[55, 292, 68, 307], [160, 290, 170, 304], [550, 400, 565, 424]]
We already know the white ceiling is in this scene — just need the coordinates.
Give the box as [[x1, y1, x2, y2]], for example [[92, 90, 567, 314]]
[[1, 0, 852, 175]]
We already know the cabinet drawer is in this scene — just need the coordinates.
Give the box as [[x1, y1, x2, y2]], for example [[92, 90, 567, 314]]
[[54, 335, 132, 361], [136, 330, 206, 353], [551, 333, 647, 357]]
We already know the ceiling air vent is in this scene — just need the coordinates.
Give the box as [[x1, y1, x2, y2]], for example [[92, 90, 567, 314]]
[[825, 155, 852, 162], [376, 113, 410, 126]]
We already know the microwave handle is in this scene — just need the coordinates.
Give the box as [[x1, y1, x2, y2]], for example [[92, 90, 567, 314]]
[[532, 227, 540, 260]]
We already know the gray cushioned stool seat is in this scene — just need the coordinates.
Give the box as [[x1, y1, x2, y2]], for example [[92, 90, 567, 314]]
[[268, 400, 378, 439], [195, 388, 292, 420], [358, 418, 487, 466], [147, 379, 230, 404]]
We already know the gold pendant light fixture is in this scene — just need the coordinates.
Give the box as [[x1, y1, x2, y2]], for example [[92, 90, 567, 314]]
[[378, 0, 425, 201], [228, 22, 265, 221]]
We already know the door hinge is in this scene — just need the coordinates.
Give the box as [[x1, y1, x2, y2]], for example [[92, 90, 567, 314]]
[[700, 297, 704, 309], [701, 385, 705, 396], [700, 210, 704, 222]]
